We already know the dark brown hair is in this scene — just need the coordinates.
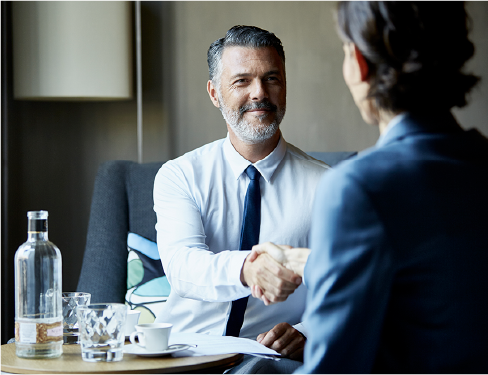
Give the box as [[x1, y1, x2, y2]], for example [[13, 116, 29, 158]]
[[337, 1, 480, 113]]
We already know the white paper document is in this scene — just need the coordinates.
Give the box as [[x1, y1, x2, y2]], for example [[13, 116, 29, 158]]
[[168, 332, 280, 358]]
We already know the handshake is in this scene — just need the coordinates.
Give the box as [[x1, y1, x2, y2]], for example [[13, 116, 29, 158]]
[[242, 242, 311, 306]]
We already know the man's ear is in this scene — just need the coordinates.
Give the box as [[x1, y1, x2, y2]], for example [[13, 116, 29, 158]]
[[353, 44, 369, 82], [207, 80, 220, 108]]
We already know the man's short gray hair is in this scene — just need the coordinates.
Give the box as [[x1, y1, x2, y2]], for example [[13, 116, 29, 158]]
[[207, 25, 286, 87]]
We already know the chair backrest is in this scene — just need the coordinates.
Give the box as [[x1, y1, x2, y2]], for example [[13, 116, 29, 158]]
[[77, 160, 163, 304], [77, 151, 357, 304]]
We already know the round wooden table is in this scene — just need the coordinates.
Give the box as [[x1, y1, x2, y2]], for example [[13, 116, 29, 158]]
[[1, 343, 243, 374]]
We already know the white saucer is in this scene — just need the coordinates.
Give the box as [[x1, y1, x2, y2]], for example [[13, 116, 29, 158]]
[[123, 343, 191, 357]]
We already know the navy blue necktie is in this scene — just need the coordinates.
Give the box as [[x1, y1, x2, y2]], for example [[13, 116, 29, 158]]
[[225, 165, 261, 337]]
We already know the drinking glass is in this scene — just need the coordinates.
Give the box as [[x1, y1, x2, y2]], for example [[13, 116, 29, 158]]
[[62, 292, 91, 344], [76, 303, 127, 362]]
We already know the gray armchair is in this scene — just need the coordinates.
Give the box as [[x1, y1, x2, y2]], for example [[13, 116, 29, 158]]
[[77, 161, 164, 303], [76, 151, 357, 303]]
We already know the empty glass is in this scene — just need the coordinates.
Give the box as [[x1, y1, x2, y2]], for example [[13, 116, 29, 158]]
[[76, 303, 127, 362], [62, 292, 91, 344]]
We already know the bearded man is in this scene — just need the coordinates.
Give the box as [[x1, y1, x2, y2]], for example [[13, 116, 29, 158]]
[[153, 25, 328, 373]]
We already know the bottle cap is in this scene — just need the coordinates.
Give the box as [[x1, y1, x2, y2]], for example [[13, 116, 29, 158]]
[[27, 211, 49, 220]]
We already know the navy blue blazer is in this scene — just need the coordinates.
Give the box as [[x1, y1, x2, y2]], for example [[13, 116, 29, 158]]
[[299, 112, 488, 373]]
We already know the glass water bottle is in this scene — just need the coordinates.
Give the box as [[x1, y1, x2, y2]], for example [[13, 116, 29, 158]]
[[14, 211, 63, 358]]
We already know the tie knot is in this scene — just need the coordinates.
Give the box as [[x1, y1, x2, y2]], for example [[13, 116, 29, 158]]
[[245, 165, 261, 180]]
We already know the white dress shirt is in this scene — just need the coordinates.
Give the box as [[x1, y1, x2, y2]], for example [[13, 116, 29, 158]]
[[153, 134, 329, 339]]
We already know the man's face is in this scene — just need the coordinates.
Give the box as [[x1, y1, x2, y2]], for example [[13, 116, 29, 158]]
[[213, 46, 286, 144]]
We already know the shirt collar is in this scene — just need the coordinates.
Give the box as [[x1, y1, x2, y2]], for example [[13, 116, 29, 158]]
[[223, 133, 287, 183], [375, 111, 462, 149], [377, 112, 408, 146]]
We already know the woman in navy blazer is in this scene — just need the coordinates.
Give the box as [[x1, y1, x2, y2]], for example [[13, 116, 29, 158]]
[[252, 2, 488, 373]]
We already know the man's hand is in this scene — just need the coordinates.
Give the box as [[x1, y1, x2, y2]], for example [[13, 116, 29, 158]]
[[241, 252, 302, 305], [250, 242, 311, 277], [257, 322, 305, 361], [247, 242, 311, 304]]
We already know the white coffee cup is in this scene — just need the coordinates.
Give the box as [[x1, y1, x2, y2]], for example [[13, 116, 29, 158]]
[[129, 323, 172, 352], [123, 309, 141, 337]]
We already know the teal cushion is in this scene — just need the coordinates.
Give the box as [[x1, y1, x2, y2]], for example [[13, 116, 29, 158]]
[[125, 232, 170, 323]]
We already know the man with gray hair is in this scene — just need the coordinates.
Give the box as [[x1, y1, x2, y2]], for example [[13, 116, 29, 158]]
[[153, 25, 328, 372]]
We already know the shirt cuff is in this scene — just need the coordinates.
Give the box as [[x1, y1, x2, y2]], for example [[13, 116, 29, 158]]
[[229, 250, 252, 297], [293, 322, 308, 338]]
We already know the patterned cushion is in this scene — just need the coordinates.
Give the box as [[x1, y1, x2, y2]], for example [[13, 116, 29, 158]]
[[125, 232, 170, 323]]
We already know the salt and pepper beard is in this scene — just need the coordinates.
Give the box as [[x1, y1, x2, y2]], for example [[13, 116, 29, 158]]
[[217, 88, 286, 145]]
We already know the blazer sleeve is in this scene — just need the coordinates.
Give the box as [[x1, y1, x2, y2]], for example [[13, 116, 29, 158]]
[[300, 168, 394, 373]]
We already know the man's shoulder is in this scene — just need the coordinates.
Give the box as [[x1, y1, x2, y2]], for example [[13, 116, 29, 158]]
[[284, 142, 331, 170], [177, 138, 225, 163], [156, 138, 226, 185], [165, 138, 226, 169]]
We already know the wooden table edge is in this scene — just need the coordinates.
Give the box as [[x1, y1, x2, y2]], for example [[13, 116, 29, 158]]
[[1, 343, 243, 374]]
